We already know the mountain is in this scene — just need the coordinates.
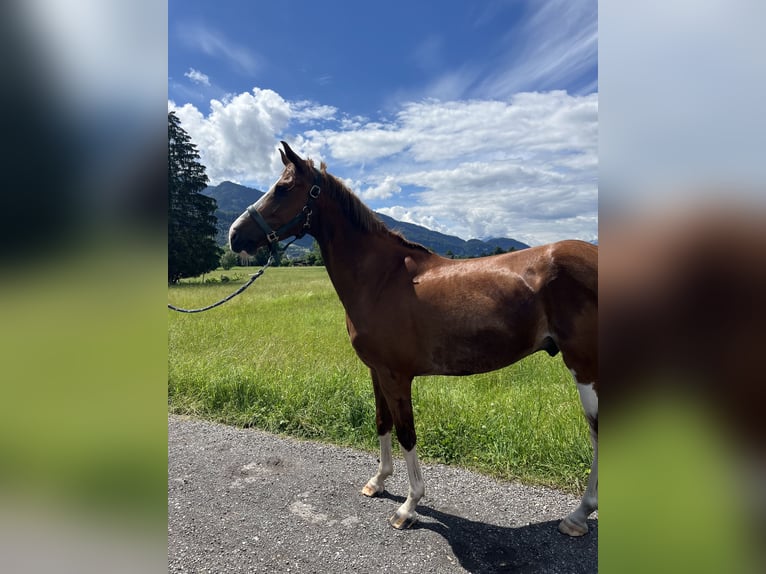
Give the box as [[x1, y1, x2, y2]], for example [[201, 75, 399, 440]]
[[203, 181, 529, 257], [483, 237, 531, 252], [204, 181, 269, 248], [376, 214, 529, 256], [205, 180, 264, 213]]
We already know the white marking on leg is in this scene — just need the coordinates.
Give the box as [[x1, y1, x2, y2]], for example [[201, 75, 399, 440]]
[[390, 446, 424, 529], [560, 376, 599, 536], [361, 432, 393, 496], [576, 382, 598, 423], [561, 437, 598, 536]]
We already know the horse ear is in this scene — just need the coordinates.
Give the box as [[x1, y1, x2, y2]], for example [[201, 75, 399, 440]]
[[280, 141, 305, 173]]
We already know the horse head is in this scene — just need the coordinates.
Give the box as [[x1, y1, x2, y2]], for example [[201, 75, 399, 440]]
[[229, 141, 321, 256]]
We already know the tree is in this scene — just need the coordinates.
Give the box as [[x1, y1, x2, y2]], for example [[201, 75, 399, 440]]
[[251, 243, 286, 266], [168, 111, 221, 283], [220, 248, 239, 270], [309, 240, 324, 266]]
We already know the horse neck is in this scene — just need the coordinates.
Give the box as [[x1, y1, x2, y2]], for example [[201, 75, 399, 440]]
[[310, 193, 405, 307]]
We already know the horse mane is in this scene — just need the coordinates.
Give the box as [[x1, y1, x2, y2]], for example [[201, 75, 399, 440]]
[[314, 160, 432, 254]]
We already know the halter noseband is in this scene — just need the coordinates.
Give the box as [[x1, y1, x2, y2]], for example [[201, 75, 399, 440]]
[[246, 169, 322, 261]]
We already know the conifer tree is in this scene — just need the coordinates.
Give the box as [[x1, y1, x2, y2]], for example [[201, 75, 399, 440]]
[[168, 111, 221, 283]]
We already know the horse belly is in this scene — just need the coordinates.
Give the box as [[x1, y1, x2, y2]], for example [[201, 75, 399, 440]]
[[346, 274, 543, 376], [424, 330, 538, 376], [415, 278, 543, 375]]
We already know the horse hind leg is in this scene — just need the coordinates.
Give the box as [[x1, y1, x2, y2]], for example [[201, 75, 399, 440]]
[[361, 369, 394, 497], [559, 372, 599, 536]]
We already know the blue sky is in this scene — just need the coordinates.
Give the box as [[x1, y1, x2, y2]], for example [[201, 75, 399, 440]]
[[169, 0, 597, 245]]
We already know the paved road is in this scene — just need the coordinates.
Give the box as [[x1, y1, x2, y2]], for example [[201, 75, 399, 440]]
[[168, 415, 597, 573]]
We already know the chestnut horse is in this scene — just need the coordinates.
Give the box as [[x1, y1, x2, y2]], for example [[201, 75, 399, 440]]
[[229, 142, 598, 536]]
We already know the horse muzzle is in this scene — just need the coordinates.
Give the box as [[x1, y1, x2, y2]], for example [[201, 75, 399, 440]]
[[228, 212, 264, 255]]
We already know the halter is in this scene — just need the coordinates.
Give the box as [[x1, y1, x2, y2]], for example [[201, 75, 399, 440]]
[[168, 169, 323, 313], [246, 169, 322, 262]]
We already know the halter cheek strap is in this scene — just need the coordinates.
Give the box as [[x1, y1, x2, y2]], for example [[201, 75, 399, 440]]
[[246, 170, 322, 261], [246, 207, 279, 245]]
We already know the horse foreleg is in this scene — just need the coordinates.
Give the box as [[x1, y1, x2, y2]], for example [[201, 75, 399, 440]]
[[387, 388, 424, 530], [391, 440, 424, 530], [559, 380, 599, 536], [362, 369, 394, 497], [362, 432, 393, 497]]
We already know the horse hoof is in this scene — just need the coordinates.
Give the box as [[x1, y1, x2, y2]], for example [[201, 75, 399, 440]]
[[389, 511, 417, 530], [361, 482, 383, 497], [558, 516, 589, 537]]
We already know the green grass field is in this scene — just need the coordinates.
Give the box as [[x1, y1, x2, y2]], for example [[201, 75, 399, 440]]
[[169, 266, 592, 492]]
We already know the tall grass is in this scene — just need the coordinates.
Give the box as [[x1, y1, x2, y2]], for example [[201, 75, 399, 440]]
[[169, 267, 591, 492]]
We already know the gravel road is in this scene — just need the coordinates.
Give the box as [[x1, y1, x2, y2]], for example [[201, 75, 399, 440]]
[[168, 415, 597, 573]]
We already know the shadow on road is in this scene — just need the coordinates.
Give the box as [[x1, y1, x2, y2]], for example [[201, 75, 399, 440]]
[[379, 492, 598, 574]]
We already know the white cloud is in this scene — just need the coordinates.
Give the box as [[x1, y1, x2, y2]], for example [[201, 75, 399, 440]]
[[169, 88, 597, 245], [388, 1, 597, 104], [318, 124, 410, 162], [377, 206, 448, 235], [183, 68, 210, 86], [169, 88, 291, 186], [177, 22, 260, 75], [478, 0, 598, 97], [309, 91, 598, 244], [359, 176, 401, 201], [290, 101, 337, 123]]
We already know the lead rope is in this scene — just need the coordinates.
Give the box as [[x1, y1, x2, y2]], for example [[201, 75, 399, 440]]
[[167, 237, 300, 313], [167, 255, 274, 314]]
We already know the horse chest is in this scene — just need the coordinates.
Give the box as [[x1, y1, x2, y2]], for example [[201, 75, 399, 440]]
[[346, 310, 419, 371]]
